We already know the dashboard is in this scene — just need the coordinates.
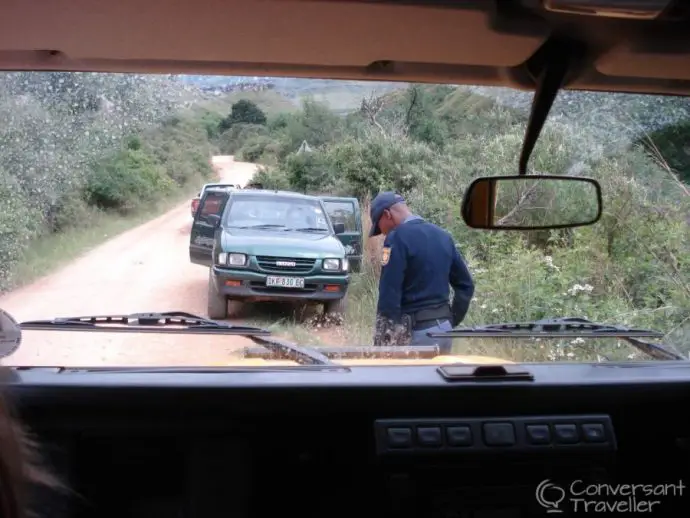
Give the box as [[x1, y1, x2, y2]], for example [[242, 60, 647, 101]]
[[6, 362, 690, 518]]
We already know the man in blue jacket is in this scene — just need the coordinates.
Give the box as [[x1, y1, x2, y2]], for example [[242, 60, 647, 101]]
[[370, 191, 475, 354]]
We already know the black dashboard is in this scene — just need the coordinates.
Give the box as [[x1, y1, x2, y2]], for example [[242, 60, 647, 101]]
[[6, 362, 690, 518]]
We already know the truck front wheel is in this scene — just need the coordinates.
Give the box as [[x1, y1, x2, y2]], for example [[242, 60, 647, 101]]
[[207, 270, 228, 319], [324, 296, 347, 316]]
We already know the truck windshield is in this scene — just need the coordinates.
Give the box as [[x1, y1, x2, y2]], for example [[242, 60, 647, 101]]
[[225, 196, 330, 231]]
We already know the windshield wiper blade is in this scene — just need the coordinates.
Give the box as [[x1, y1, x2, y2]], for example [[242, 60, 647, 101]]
[[288, 227, 328, 232], [19, 311, 335, 366], [430, 317, 683, 361], [247, 335, 336, 366], [48, 365, 342, 373], [619, 336, 684, 361], [245, 345, 441, 360], [19, 311, 270, 336], [247, 224, 286, 229], [433, 317, 663, 337]]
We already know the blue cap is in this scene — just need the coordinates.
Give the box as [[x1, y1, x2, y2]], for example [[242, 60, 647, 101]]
[[369, 191, 406, 237]]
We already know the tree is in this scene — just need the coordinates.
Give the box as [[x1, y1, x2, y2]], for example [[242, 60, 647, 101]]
[[219, 100, 267, 131]]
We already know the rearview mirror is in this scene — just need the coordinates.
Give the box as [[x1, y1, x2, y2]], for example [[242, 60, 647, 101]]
[[206, 214, 221, 227], [461, 175, 602, 230], [333, 222, 346, 234]]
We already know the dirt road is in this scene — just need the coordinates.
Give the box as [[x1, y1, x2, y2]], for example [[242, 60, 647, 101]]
[[0, 157, 261, 367]]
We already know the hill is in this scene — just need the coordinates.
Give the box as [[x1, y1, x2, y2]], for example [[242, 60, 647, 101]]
[[180, 75, 406, 113], [466, 85, 690, 154], [196, 90, 297, 117]]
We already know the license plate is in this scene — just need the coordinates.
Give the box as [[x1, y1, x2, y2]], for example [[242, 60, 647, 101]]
[[266, 276, 305, 289]]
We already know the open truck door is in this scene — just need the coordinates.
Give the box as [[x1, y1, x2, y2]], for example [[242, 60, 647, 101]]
[[320, 196, 363, 273], [189, 189, 231, 266]]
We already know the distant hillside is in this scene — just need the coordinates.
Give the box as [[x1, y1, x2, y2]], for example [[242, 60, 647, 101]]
[[465, 85, 690, 154], [197, 90, 297, 117], [181, 76, 690, 143], [279, 79, 405, 113], [180, 75, 406, 113]]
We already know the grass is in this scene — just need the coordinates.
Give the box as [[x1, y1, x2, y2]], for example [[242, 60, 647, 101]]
[[271, 323, 329, 346], [340, 197, 383, 345], [239, 303, 332, 346], [7, 185, 200, 292]]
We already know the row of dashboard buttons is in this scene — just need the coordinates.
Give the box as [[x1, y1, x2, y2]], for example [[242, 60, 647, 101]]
[[376, 416, 615, 454], [388, 422, 606, 448]]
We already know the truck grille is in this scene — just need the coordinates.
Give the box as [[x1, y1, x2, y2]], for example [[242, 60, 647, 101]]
[[256, 256, 316, 273]]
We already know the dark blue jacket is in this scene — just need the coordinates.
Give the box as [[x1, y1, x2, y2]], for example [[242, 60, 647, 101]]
[[376, 216, 474, 326]]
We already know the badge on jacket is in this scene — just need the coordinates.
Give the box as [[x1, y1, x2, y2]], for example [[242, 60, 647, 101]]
[[381, 246, 391, 266]]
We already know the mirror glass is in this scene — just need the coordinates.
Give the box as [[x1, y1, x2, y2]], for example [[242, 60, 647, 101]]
[[333, 222, 346, 234], [462, 175, 602, 230]]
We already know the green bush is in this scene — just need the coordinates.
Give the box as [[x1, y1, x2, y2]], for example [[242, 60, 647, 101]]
[[238, 135, 276, 163], [217, 123, 270, 155], [0, 72, 217, 290], [85, 148, 174, 213], [219, 99, 267, 131]]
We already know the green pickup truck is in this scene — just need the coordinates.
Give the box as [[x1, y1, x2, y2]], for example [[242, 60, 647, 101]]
[[189, 187, 363, 319]]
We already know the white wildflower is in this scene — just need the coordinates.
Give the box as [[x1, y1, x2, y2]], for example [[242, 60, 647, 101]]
[[567, 284, 594, 296], [543, 256, 560, 271]]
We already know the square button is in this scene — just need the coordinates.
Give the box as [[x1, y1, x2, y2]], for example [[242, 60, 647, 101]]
[[554, 424, 579, 444], [446, 425, 472, 447], [526, 424, 551, 445], [416, 426, 443, 447], [483, 422, 516, 446], [387, 427, 412, 448], [582, 423, 606, 443]]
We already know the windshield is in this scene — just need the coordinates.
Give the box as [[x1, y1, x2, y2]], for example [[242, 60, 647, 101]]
[[225, 196, 330, 231], [203, 184, 233, 193], [0, 73, 688, 368]]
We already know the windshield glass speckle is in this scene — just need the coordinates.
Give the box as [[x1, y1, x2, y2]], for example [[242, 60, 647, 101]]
[[0, 73, 688, 368]]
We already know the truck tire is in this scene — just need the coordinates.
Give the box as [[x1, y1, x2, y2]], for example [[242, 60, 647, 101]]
[[226, 299, 243, 318], [207, 269, 228, 320], [324, 296, 347, 316]]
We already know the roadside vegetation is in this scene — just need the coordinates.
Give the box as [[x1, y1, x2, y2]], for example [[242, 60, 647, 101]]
[[0, 73, 224, 290], [220, 85, 690, 359]]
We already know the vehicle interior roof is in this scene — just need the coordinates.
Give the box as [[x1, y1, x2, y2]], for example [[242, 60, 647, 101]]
[[2, 0, 690, 95]]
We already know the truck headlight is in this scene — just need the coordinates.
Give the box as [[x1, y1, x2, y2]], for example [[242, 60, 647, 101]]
[[218, 252, 247, 266], [323, 258, 342, 271]]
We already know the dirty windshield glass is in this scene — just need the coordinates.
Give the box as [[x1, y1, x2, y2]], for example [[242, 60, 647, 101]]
[[226, 196, 329, 231], [0, 73, 688, 368]]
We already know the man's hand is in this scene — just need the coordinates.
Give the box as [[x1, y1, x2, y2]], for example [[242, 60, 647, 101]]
[[373, 314, 412, 346]]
